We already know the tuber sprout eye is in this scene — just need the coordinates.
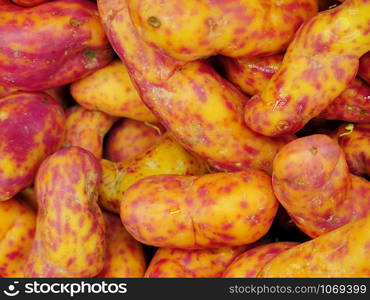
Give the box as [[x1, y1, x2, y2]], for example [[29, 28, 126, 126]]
[[69, 17, 82, 27], [276, 121, 290, 132], [83, 50, 96, 59], [147, 16, 161, 28], [310, 146, 318, 155]]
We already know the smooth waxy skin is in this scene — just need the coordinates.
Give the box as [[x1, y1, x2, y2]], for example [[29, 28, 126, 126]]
[[145, 246, 247, 278], [99, 134, 208, 213], [335, 123, 370, 176], [260, 215, 370, 277], [0, 198, 36, 278], [105, 119, 164, 163], [245, 0, 370, 136], [71, 60, 156, 122], [0, 84, 16, 98], [220, 55, 283, 96], [98, 0, 291, 173], [64, 105, 117, 159], [24, 147, 105, 278], [359, 52, 370, 84], [97, 212, 146, 278], [223, 242, 298, 278], [222, 55, 370, 123], [273, 135, 370, 238], [121, 171, 278, 249], [0, 0, 112, 92], [127, 0, 317, 61], [0, 92, 65, 201], [347, 175, 370, 208], [319, 79, 370, 123]]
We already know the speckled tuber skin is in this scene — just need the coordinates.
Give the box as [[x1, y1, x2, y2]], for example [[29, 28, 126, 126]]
[[121, 170, 278, 249], [260, 215, 370, 277], [126, 0, 318, 61], [245, 0, 370, 136], [334, 123, 370, 176], [99, 134, 208, 214], [24, 147, 105, 278], [70, 60, 156, 122], [97, 212, 146, 278], [97, 0, 294, 174], [221, 55, 370, 123], [0, 198, 36, 277], [64, 105, 117, 159], [272, 134, 370, 238], [145, 246, 247, 278], [0, 92, 65, 201], [105, 119, 164, 163], [223, 242, 298, 278], [0, 0, 112, 95]]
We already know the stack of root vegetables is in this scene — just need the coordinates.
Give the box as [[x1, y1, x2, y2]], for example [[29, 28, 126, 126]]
[[0, 0, 369, 278]]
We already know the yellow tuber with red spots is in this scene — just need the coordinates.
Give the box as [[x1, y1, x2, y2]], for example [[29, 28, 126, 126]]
[[127, 0, 317, 61], [64, 105, 117, 159], [24, 147, 105, 277], [260, 215, 370, 277], [97, 0, 293, 174], [145, 246, 247, 278], [99, 134, 208, 214], [335, 123, 370, 176], [105, 119, 164, 163], [70, 60, 157, 122], [223, 242, 298, 278], [221, 55, 370, 123], [245, 0, 370, 136], [0, 198, 36, 278], [97, 212, 146, 278], [121, 170, 278, 249], [272, 134, 370, 238]]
